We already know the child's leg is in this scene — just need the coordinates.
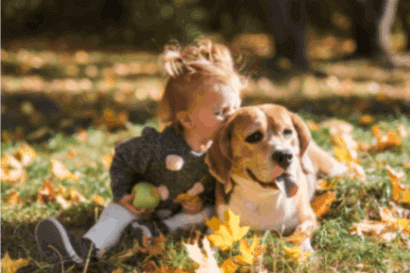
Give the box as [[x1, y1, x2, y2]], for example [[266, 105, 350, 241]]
[[83, 203, 152, 254], [159, 206, 214, 234], [36, 203, 153, 265]]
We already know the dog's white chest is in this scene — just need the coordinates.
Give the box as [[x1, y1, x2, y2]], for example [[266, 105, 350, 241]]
[[228, 179, 299, 233]]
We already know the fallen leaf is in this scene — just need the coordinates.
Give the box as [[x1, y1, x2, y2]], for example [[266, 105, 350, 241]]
[[14, 144, 37, 166], [141, 260, 158, 273], [111, 268, 123, 273], [235, 236, 260, 265], [316, 179, 335, 191], [94, 108, 128, 131], [92, 195, 105, 206], [219, 258, 238, 273], [285, 228, 310, 246], [371, 125, 381, 137], [102, 153, 113, 169], [373, 130, 402, 151], [379, 206, 410, 236], [173, 193, 201, 204], [386, 165, 410, 204], [76, 129, 88, 143], [69, 188, 87, 203], [306, 120, 320, 131], [404, 161, 410, 169], [397, 125, 408, 138], [206, 210, 250, 251], [1, 154, 25, 183], [321, 119, 353, 136], [311, 192, 337, 218], [358, 114, 375, 125], [283, 245, 312, 264], [184, 237, 221, 273], [349, 220, 398, 241], [6, 189, 20, 206], [0, 252, 30, 273], [37, 180, 55, 204], [51, 159, 80, 181], [66, 147, 77, 158]]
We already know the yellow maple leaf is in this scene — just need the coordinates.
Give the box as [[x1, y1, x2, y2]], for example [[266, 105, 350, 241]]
[[0, 252, 30, 273], [14, 144, 37, 166], [51, 159, 79, 181], [235, 236, 260, 265], [283, 246, 312, 264], [220, 258, 238, 273], [310, 192, 337, 218], [386, 165, 410, 204], [206, 210, 250, 251]]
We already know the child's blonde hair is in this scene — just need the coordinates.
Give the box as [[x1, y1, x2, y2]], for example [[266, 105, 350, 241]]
[[159, 39, 247, 133]]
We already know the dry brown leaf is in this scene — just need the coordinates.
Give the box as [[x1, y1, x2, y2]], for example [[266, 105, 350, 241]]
[[37, 180, 55, 204], [311, 192, 337, 218]]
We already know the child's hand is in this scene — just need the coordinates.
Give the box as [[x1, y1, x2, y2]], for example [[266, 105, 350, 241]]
[[116, 193, 155, 216], [181, 198, 203, 215]]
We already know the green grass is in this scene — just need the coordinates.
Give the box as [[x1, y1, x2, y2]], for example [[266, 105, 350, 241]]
[[2, 113, 410, 273]]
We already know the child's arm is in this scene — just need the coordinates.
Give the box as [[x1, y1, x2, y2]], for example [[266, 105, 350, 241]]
[[110, 127, 159, 214]]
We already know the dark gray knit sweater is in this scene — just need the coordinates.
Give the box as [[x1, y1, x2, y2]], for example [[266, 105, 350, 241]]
[[110, 126, 216, 212]]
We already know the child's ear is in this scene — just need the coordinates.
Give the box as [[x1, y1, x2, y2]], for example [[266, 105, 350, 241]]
[[176, 111, 193, 129]]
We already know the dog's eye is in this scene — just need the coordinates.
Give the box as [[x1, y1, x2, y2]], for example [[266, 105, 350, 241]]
[[245, 131, 263, 143], [283, 129, 293, 137]]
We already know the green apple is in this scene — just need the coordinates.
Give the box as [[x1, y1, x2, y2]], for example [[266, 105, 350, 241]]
[[132, 182, 161, 209]]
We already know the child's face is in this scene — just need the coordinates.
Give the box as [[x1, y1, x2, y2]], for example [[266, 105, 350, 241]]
[[187, 88, 241, 150]]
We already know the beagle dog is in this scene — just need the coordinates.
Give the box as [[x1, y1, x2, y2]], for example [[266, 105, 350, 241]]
[[205, 104, 347, 251]]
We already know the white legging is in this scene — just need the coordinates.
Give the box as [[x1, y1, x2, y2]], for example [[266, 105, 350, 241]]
[[83, 203, 214, 256]]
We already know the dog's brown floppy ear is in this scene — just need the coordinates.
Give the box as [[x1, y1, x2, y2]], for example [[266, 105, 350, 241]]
[[290, 112, 315, 174], [205, 120, 234, 192]]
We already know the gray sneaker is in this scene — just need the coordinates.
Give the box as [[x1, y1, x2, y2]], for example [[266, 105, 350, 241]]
[[35, 217, 97, 265]]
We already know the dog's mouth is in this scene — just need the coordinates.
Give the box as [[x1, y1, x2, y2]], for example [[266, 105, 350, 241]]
[[246, 168, 298, 198], [246, 168, 279, 190]]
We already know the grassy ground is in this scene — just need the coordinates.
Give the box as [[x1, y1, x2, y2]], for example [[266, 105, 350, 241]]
[[2, 34, 410, 272], [2, 101, 410, 272]]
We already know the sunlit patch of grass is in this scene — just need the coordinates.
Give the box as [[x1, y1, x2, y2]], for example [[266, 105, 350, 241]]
[[2, 115, 410, 272]]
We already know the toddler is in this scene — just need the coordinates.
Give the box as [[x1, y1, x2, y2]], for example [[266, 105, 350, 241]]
[[35, 39, 246, 266]]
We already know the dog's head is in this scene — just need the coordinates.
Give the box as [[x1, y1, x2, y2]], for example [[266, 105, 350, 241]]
[[205, 104, 315, 197]]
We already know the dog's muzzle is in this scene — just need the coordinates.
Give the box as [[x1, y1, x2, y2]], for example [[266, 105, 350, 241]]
[[271, 150, 293, 169]]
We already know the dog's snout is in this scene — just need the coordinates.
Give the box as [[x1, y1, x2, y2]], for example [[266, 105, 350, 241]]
[[272, 150, 293, 169]]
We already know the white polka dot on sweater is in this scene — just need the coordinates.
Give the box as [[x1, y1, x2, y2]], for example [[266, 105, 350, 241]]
[[166, 154, 184, 171]]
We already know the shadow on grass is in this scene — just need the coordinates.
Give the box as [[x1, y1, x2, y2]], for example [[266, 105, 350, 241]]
[[2, 92, 410, 144]]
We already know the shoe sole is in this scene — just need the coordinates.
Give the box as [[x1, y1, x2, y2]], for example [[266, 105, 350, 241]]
[[35, 217, 84, 265]]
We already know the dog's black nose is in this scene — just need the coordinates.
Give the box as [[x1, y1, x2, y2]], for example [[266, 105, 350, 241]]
[[272, 150, 293, 169]]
